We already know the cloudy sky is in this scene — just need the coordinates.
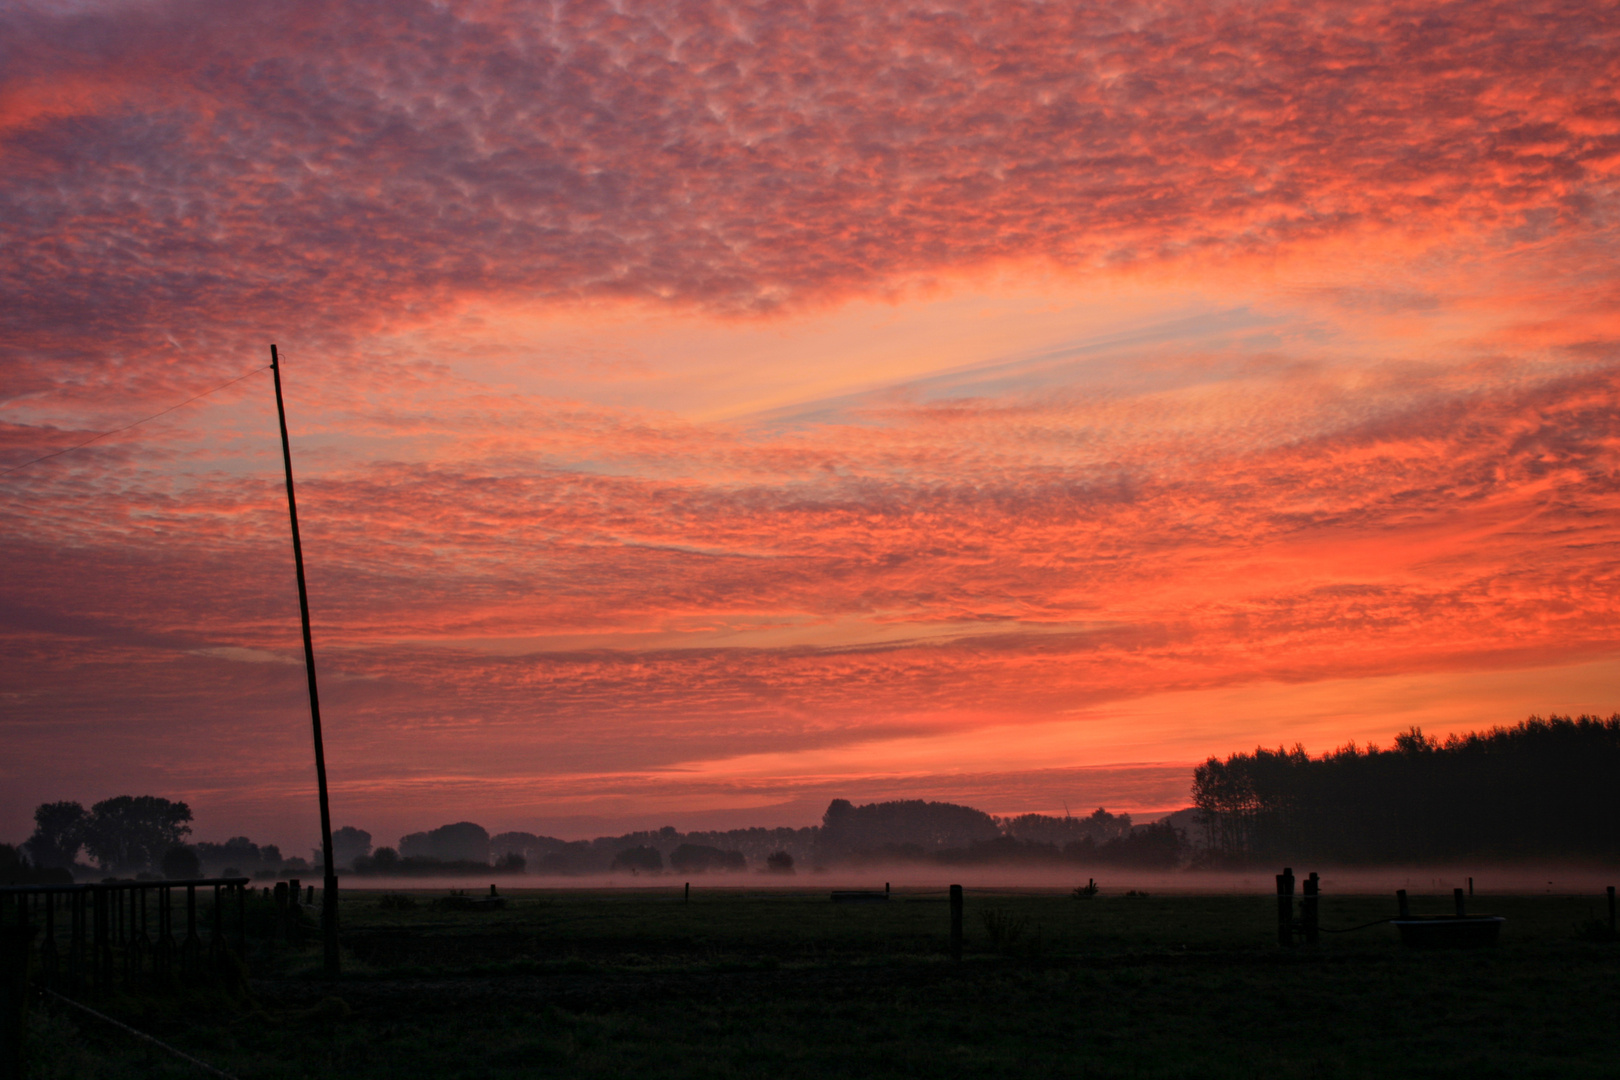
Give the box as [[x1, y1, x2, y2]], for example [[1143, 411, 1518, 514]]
[[4, 0, 1618, 850]]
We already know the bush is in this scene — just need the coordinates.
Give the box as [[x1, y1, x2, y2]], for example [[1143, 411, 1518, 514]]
[[980, 908, 1029, 955], [669, 844, 745, 873], [610, 846, 663, 873], [765, 851, 795, 874], [160, 845, 201, 879]]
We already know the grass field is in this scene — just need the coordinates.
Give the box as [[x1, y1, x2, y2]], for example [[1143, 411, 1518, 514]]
[[25, 883, 1620, 1079]]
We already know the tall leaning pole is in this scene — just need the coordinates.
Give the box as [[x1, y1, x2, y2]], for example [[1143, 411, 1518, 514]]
[[269, 344, 340, 977]]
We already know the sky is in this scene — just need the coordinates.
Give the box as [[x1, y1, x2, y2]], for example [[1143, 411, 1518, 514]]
[[4, 0, 1619, 852]]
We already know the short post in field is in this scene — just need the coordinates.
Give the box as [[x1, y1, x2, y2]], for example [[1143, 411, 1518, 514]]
[[1276, 867, 1295, 946], [1397, 889, 1410, 918], [1453, 888, 1466, 917], [1302, 872, 1319, 945], [684, 882, 690, 904], [1607, 886, 1615, 934], [1468, 876, 1473, 897], [949, 885, 964, 961]]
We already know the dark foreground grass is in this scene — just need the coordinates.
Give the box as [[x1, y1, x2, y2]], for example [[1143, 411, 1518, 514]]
[[25, 886, 1620, 1079]]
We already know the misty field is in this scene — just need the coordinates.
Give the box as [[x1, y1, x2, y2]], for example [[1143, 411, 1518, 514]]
[[27, 883, 1620, 1079]]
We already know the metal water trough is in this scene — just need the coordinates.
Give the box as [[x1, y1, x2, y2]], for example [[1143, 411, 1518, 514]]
[[1392, 887, 1504, 947], [1392, 915, 1505, 948]]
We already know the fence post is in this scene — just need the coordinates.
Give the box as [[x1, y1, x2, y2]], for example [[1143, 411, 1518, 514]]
[[93, 886, 110, 991], [1608, 886, 1615, 935], [184, 886, 201, 977], [40, 893, 56, 989], [273, 882, 288, 945], [1302, 872, 1319, 945], [949, 885, 964, 961], [0, 924, 33, 1080], [1396, 889, 1409, 918], [69, 891, 84, 995], [135, 888, 150, 983], [1453, 888, 1466, 917], [1276, 868, 1295, 947], [684, 883, 689, 904], [210, 885, 223, 969]]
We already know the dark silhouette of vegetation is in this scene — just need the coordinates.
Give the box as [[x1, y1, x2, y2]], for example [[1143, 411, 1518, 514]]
[[23, 800, 88, 869], [400, 821, 490, 863], [14, 799, 1186, 882], [610, 845, 664, 873], [0, 843, 72, 884], [1194, 714, 1620, 863], [668, 844, 746, 873], [350, 854, 500, 877], [1001, 808, 1134, 846], [28, 796, 195, 875], [331, 826, 372, 869], [817, 798, 999, 860], [160, 844, 201, 879], [194, 836, 277, 877]]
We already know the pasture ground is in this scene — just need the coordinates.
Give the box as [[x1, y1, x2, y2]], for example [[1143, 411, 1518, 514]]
[[25, 884, 1620, 1078]]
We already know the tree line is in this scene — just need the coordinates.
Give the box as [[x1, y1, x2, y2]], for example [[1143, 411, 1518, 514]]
[[1192, 714, 1620, 864], [8, 796, 1185, 882]]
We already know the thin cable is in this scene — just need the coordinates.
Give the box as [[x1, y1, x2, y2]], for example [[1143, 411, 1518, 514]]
[[38, 986, 241, 1080], [1, 365, 268, 476]]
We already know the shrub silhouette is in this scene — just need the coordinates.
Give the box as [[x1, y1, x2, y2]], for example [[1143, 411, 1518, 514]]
[[610, 846, 663, 873], [669, 844, 745, 873], [980, 908, 1029, 955], [160, 844, 201, 879]]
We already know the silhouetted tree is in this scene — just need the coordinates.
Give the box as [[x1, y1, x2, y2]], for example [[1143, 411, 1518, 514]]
[[491, 831, 571, 866], [1002, 808, 1133, 846], [400, 822, 490, 863], [1, 843, 72, 885], [195, 836, 263, 877], [669, 844, 746, 873], [1194, 715, 1620, 863], [610, 845, 663, 873], [160, 844, 201, 879], [331, 826, 372, 869], [24, 801, 88, 869], [1093, 821, 1183, 867], [81, 796, 193, 874], [817, 798, 999, 859], [765, 851, 795, 873]]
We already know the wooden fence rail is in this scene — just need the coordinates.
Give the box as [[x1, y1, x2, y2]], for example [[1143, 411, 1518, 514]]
[[0, 878, 250, 995]]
